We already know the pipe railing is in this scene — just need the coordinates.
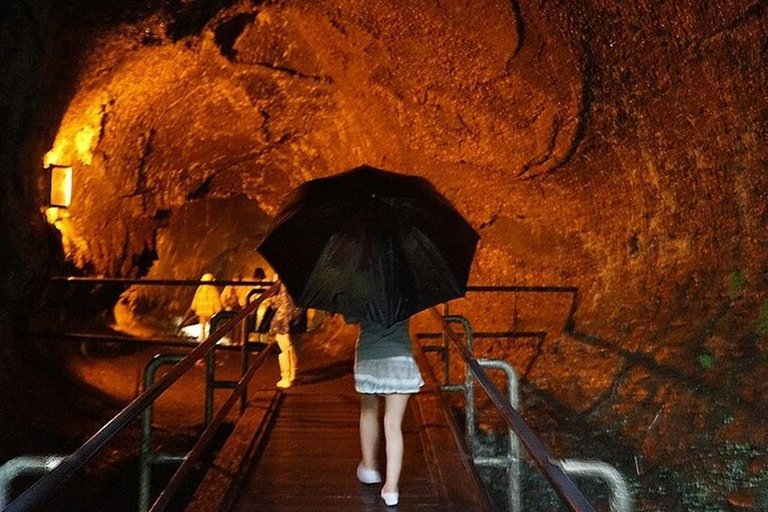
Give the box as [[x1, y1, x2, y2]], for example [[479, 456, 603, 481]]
[[44, 277, 275, 287], [432, 311, 597, 512], [138, 354, 186, 512], [557, 459, 633, 512], [4, 283, 279, 512], [0, 456, 66, 508], [148, 343, 276, 512], [474, 359, 521, 512], [25, 331, 263, 351]]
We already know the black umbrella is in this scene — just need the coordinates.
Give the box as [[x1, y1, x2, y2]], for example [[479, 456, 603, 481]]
[[257, 165, 479, 327]]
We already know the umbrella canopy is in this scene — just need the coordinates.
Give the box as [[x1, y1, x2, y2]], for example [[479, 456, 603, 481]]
[[257, 165, 479, 327], [178, 309, 199, 329]]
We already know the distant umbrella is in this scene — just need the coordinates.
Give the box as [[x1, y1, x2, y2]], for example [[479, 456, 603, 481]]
[[178, 309, 199, 330], [257, 165, 478, 327]]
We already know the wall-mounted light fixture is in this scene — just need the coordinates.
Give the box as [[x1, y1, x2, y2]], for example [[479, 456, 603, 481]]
[[48, 164, 73, 208]]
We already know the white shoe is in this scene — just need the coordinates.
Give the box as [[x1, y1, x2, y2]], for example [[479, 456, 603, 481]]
[[381, 490, 399, 506], [356, 463, 382, 484]]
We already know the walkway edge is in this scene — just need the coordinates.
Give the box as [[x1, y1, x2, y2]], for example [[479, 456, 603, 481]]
[[184, 390, 282, 512], [412, 342, 497, 512]]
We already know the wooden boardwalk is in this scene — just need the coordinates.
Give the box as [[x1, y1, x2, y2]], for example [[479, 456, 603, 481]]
[[187, 347, 494, 512]]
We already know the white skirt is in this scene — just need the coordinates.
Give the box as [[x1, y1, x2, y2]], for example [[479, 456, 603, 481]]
[[354, 356, 425, 395]]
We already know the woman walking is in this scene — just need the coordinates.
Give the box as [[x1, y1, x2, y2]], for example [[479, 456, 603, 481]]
[[190, 272, 222, 342], [270, 280, 300, 388], [352, 317, 424, 507]]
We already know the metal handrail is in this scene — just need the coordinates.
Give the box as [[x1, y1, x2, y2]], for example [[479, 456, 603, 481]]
[[138, 354, 186, 512], [474, 359, 521, 512], [0, 456, 66, 508], [432, 311, 597, 512], [149, 343, 276, 512], [557, 460, 633, 512], [4, 283, 280, 512], [45, 277, 275, 287], [25, 331, 262, 351]]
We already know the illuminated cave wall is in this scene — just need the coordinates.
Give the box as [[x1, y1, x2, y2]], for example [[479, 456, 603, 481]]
[[47, 3, 767, 348], [45, 1, 768, 320], [3, 0, 767, 505]]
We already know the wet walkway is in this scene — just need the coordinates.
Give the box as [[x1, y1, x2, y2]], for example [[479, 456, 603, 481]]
[[194, 340, 493, 512]]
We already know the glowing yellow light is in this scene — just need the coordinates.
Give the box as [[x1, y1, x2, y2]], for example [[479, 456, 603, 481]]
[[50, 165, 73, 208], [44, 147, 64, 168], [75, 125, 97, 165], [45, 207, 60, 224]]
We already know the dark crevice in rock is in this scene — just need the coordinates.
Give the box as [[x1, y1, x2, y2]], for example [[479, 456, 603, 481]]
[[689, 0, 767, 51], [456, 113, 472, 134], [97, 99, 112, 146], [187, 170, 221, 200], [165, 0, 239, 41], [523, 105, 545, 127], [628, 232, 640, 258], [132, 245, 158, 277], [328, 9, 347, 36], [581, 361, 634, 417], [508, 0, 525, 59], [540, 36, 596, 177], [518, 113, 562, 177], [259, 109, 271, 141], [478, 213, 499, 230], [522, 334, 547, 380], [118, 223, 130, 276], [213, 11, 256, 61], [152, 209, 171, 227], [238, 58, 333, 83], [572, 330, 767, 424], [120, 128, 155, 201], [185, 133, 290, 199]]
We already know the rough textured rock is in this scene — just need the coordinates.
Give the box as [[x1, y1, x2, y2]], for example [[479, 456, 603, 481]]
[[2, 0, 767, 510]]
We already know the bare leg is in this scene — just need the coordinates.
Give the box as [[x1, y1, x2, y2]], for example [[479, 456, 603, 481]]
[[382, 394, 410, 494], [275, 333, 296, 387], [198, 318, 210, 342], [359, 394, 380, 471]]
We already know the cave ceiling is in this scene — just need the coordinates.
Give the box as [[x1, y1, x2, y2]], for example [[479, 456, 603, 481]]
[[40, 0, 767, 335]]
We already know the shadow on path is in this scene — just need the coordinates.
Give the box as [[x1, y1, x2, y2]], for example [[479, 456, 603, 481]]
[[295, 358, 353, 385]]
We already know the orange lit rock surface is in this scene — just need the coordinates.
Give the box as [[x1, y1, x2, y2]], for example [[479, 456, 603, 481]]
[[2, 0, 767, 510]]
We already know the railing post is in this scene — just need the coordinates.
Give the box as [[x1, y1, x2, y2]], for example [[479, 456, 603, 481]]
[[148, 343, 276, 512], [139, 354, 185, 512], [205, 349, 215, 425], [0, 456, 66, 508], [556, 459, 633, 512], [442, 303, 450, 385], [240, 317, 249, 414], [5, 283, 278, 512], [433, 311, 597, 512], [444, 316, 477, 453], [477, 359, 521, 512]]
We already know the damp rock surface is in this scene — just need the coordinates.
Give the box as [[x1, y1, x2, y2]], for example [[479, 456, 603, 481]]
[[1, 1, 767, 510]]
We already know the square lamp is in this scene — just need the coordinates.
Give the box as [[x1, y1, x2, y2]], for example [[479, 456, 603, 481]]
[[49, 165, 73, 208]]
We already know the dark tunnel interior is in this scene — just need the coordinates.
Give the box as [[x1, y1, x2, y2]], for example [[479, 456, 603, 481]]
[[1, 1, 766, 510]]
